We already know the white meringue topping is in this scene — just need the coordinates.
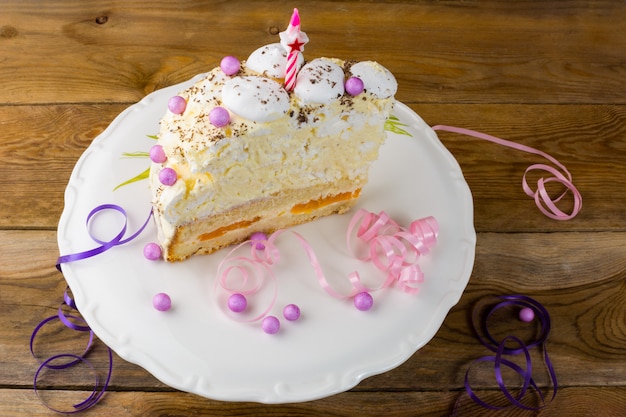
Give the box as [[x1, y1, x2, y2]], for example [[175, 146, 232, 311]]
[[349, 61, 398, 99], [294, 58, 345, 104], [222, 75, 290, 122], [245, 43, 304, 79]]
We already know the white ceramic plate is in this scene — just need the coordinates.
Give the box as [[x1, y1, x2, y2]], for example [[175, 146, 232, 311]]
[[58, 76, 475, 403]]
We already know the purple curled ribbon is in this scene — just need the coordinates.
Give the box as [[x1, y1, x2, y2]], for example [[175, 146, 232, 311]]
[[56, 204, 153, 271], [463, 294, 557, 411], [30, 289, 113, 413], [33, 204, 151, 412]]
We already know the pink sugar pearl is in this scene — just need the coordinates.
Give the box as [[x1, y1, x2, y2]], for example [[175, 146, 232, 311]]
[[228, 293, 247, 313], [143, 242, 162, 260], [345, 77, 364, 96], [167, 95, 187, 115], [159, 167, 177, 186], [250, 232, 268, 250], [283, 304, 301, 321], [519, 307, 535, 322], [354, 292, 373, 311], [262, 316, 281, 334], [149, 145, 167, 163], [220, 56, 241, 76], [153, 293, 171, 311], [209, 107, 230, 127]]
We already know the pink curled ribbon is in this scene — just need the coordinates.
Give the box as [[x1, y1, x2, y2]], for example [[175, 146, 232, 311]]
[[459, 294, 557, 412], [431, 125, 582, 220], [30, 288, 113, 414], [216, 248, 278, 322], [216, 209, 438, 320], [346, 209, 439, 295]]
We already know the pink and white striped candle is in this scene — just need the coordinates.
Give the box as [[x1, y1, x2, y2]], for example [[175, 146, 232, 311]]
[[279, 8, 309, 91]]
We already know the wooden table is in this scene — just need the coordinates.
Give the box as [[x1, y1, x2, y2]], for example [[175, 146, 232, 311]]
[[2, 1, 625, 415]]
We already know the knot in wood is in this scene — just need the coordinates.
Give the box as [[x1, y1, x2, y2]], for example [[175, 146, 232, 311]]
[[0, 25, 18, 39]]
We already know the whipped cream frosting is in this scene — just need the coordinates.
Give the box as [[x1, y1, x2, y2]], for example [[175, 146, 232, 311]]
[[151, 43, 398, 250]]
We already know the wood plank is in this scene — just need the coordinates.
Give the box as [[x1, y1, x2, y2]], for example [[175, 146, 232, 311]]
[[3, 230, 624, 389], [1, 103, 624, 231], [1, 386, 625, 417], [1, 1, 625, 105], [0, 104, 126, 229], [416, 103, 626, 232], [2, 1, 624, 416]]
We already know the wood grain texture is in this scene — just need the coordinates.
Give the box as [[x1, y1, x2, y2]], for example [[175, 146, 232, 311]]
[[1, 387, 626, 417], [1, 1, 625, 105], [1, 0, 625, 415]]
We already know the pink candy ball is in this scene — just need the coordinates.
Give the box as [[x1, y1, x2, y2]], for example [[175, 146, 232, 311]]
[[143, 242, 162, 260], [149, 145, 167, 163], [220, 55, 241, 76], [262, 316, 281, 334], [159, 167, 177, 186], [345, 77, 364, 96], [167, 95, 187, 115], [153, 293, 171, 311], [209, 107, 230, 127], [250, 231, 268, 250], [354, 292, 373, 311], [228, 293, 247, 313], [283, 304, 301, 321], [519, 307, 535, 322]]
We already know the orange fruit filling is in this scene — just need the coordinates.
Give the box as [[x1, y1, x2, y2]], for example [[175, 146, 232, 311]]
[[197, 189, 360, 242], [198, 217, 261, 241], [291, 189, 361, 214]]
